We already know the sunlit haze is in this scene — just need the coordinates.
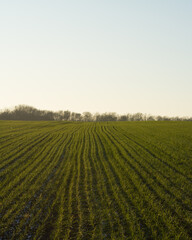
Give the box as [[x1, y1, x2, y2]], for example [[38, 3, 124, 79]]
[[1, 1, 192, 116]]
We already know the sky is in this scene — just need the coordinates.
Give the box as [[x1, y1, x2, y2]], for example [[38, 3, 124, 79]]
[[0, 0, 192, 116]]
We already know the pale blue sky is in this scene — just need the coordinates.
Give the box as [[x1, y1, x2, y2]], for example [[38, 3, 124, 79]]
[[0, 1, 191, 116]]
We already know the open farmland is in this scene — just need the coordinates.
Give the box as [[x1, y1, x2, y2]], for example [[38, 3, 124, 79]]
[[0, 121, 192, 240]]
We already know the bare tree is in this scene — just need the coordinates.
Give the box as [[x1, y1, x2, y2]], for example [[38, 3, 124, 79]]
[[0, 105, 191, 121], [119, 115, 128, 121], [63, 111, 71, 121], [82, 112, 93, 122]]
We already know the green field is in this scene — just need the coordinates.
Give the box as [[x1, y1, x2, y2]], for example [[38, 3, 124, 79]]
[[0, 121, 192, 240]]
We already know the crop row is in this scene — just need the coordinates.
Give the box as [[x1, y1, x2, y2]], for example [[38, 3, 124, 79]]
[[0, 121, 192, 239]]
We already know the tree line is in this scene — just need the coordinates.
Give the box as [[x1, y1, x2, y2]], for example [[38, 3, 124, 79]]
[[0, 105, 191, 121]]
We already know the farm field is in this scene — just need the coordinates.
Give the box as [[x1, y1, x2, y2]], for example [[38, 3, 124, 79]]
[[0, 121, 192, 240]]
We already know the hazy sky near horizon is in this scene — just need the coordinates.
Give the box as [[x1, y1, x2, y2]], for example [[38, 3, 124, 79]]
[[0, 1, 192, 116]]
